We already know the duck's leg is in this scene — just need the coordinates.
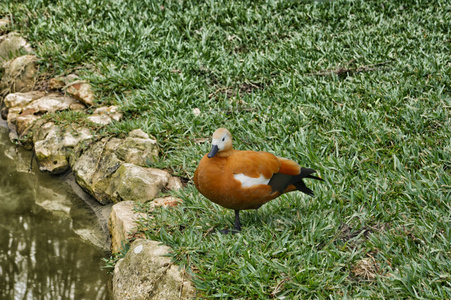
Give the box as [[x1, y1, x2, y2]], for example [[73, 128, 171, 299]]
[[220, 210, 242, 234], [233, 210, 241, 232]]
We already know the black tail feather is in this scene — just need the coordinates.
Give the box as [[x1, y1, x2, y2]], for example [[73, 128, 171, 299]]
[[268, 167, 323, 195], [294, 180, 314, 196], [291, 168, 323, 196], [305, 174, 324, 181], [300, 167, 316, 177]]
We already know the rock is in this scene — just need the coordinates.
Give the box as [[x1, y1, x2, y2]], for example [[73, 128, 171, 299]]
[[62, 126, 92, 148], [167, 177, 183, 191], [33, 122, 69, 174], [0, 55, 37, 96], [6, 106, 22, 142], [65, 171, 113, 251], [105, 164, 171, 203], [115, 129, 159, 166], [65, 74, 79, 83], [108, 201, 147, 253], [128, 128, 150, 139], [4, 92, 46, 139], [113, 239, 195, 300], [0, 19, 10, 35], [104, 137, 123, 151], [90, 152, 123, 203], [86, 114, 112, 125], [71, 133, 174, 205], [32, 122, 94, 174], [15, 112, 39, 137], [4, 91, 46, 108], [0, 33, 32, 64], [71, 137, 122, 205], [148, 196, 182, 210], [48, 77, 65, 90], [109, 198, 183, 253], [69, 102, 86, 111], [1, 106, 7, 120], [21, 92, 79, 114], [65, 78, 95, 106], [8, 92, 81, 137], [87, 106, 123, 125]]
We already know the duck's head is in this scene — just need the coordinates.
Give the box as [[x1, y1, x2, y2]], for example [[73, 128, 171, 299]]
[[208, 128, 233, 158]]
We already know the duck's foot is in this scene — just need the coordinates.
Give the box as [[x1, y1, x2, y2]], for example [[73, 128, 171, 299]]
[[219, 210, 242, 234], [219, 228, 240, 235]]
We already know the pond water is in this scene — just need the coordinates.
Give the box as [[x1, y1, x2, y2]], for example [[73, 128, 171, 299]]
[[0, 119, 111, 299]]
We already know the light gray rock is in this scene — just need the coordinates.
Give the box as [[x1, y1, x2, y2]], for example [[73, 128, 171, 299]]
[[65, 80, 95, 106], [4, 92, 46, 140], [128, 128, 150, 139], [0, 33, 32, 64], [62, 126, 92, 148], [148, 196, 182, 210], [167, 176, 183, 191], [33, 122, 69, 174], [108, 197, 182, 253], [105, 163, 171, 203], [32, 122, 94, 174], [15, 113, 39, 138], [6, 106, 23, 136], [22, 92, 79, 114], [0, 19, 10, 35], [108, 201, 147, 254], [6, 92, 81, 138], [90, 151, 123, 204], [71, 132, 164, 205], [0, 55, 37, 96], [61, 74, 95, 106], [71, 137, 122, 204], [86, 114, 112, 125], [116, 129, 159, 166], [48, 77, 66, 90], [87, 105, 123, 125], [69, 102, 86, 111], [3, 91, 46, 108], [113, 239, 195, 300]]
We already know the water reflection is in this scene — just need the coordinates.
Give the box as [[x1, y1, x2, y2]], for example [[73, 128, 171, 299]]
[[0, 122, 111, 300]]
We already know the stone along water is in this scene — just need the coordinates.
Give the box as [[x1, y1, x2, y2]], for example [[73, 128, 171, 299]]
[[0, 120, 111, 299]]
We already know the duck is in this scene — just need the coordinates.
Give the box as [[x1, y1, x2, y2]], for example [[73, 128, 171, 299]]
[[194, 128, 323, 234]]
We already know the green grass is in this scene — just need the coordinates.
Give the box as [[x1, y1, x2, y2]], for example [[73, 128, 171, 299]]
[[1, 0, 450, 298]]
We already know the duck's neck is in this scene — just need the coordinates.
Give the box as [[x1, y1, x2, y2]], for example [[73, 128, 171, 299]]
[[216, 149, 234, 158]]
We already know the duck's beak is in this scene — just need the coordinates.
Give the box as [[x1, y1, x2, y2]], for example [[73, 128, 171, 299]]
[[207, 145, 219, 158]]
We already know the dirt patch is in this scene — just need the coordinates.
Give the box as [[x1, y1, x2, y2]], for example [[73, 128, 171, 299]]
[[208, 81, 265, 99], [336, 223, 390, 247], [351, 255, 381, 281], [338, 222, 390, 243], [307, 59, 393, 78]]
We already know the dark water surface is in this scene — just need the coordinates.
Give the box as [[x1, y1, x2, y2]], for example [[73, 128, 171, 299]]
[[0, 121, 111, 300]]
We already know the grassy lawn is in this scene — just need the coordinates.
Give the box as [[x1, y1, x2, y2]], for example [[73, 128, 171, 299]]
[[2, 0, 450, 298]]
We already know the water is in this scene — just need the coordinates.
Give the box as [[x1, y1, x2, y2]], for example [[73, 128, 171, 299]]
[[0, 119, 111, 300]]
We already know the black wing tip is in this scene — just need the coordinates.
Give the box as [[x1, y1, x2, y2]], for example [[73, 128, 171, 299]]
[[294, 180, 315, 196], [305, 174, 325, 181], [300, 168, 324, 181], [300, 167, 316, 175]]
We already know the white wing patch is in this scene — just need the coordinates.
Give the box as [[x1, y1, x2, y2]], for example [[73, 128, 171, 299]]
[[234, 173, 270, 188]]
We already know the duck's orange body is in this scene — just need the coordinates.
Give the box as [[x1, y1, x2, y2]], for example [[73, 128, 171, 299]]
[[195, 150, 300, 210], [194, 128, 323, 233]]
